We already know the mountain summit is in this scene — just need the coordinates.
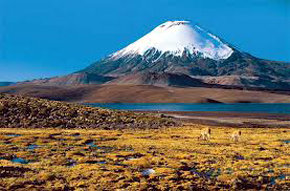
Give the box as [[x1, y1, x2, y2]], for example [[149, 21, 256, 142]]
[[111, 21, 233, 61], [26, 21, 290, 90]]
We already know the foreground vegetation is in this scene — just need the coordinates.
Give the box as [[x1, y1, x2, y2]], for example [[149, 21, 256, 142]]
[[0, 93, 289, 190], [0, 126, 289, 190]]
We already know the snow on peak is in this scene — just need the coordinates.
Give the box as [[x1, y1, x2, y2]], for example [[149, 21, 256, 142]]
[[111, 21, 234, 60]]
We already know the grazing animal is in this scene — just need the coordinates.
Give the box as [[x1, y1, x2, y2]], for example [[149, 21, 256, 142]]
[[231, 130, 242, 142], [199, 128, 211, 141]]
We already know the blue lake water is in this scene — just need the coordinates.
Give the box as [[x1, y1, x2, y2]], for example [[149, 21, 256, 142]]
[[27, 144, 38, 150], [11, 157, 29, 164], [88, 103, 290, 114], [6, 134, 22, 137]]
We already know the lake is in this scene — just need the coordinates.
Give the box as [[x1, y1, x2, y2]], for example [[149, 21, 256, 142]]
[[87, 103, 290, 114]]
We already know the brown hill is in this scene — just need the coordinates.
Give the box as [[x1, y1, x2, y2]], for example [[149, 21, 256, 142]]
[[0, 84, 289, 103], [0, 93, 176, 129]]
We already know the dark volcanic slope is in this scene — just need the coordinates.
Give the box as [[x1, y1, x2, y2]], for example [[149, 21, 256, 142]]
[[80, 51, 290, 90], [111, 72, 207, 87], [26, 50, 290, 90], [0, 94, 177, 129]]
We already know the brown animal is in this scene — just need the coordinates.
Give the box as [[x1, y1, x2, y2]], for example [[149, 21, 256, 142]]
[[198, 128, 211, 141]]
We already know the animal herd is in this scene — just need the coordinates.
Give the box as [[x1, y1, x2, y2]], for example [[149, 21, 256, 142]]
[[198, 127, 242, 142]]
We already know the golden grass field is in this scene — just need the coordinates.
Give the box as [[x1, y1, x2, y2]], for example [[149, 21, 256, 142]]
[[0, 125, 289, 190]]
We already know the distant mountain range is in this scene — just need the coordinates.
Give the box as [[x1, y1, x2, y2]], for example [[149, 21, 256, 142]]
[[23, 21, 290, 90], [0, 82, 15, 87]]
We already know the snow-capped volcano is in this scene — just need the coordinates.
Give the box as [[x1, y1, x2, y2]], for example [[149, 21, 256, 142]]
[[111, 21, 233, 60], [26, 21, 290, 90]]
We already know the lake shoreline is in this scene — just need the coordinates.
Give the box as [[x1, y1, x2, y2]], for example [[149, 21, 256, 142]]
[[87, 103, 290, 114], [135, 111, 290, 128], [87, 103, 290, 128]]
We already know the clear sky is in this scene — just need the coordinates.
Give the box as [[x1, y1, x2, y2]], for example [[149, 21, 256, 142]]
[[1, 0, 289, 82]]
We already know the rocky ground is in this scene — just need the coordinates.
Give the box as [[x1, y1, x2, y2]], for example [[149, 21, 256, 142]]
[[0, 94, 177, 130]]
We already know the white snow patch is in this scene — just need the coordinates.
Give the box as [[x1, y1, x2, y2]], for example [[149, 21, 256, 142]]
[[111, 21, 233, 60]]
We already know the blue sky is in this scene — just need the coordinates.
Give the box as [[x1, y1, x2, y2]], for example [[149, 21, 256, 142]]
[[0, 0, 289, 81]]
